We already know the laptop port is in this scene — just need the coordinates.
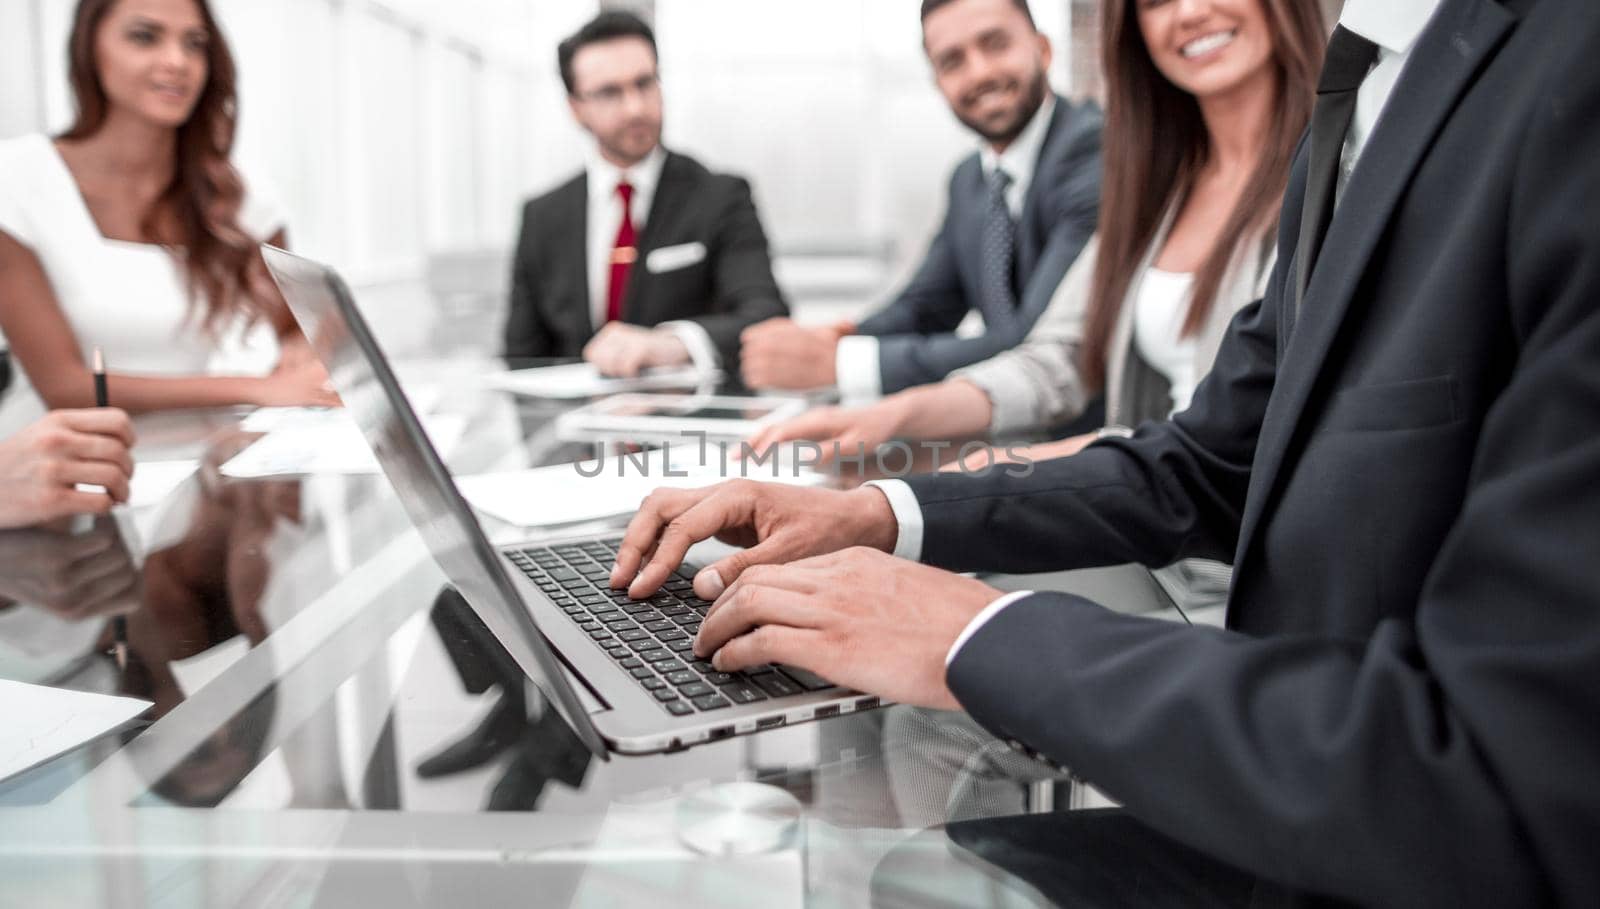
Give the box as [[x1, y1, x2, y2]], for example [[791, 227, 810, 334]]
[[708, 726, 735, 741], [815, 705, 840, 719], [856, 697, 880, 711], [756, 716, 786, 730]]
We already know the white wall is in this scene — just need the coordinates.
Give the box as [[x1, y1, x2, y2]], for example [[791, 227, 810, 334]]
[[0, 0, 1086, 351]]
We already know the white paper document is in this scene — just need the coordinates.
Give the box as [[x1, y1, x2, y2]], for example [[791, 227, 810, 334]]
[[457, 449, 824, 528], [127, 459, 199, 509], [481, 363, 717, 400], [221, 411, 467, 478], [0, 679, 151, 784]]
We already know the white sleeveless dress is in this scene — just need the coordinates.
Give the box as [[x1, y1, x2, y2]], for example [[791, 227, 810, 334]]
[[0, 133, 285, 436]]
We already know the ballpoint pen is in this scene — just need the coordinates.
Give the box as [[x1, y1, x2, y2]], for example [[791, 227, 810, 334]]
[[93, 346, 128, 671]]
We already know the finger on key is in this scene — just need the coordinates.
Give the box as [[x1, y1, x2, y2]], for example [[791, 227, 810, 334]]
[[627, 487, 745, 599]]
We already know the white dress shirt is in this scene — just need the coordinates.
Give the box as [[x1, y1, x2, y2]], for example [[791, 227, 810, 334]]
[[584, 145, 720, 371], [870, 0, 1450, 669], [836, 95, 1059, 402]]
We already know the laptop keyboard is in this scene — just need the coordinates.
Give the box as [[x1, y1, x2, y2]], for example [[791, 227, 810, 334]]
[[505, 538, 836, 716]]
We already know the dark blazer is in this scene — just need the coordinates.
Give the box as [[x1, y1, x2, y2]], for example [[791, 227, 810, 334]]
[[855, 95, 1102, 394], [905, 1, 1599, 905], [502, 150, 788, 364]]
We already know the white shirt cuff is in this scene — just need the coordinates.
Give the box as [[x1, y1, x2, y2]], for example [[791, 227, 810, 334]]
[[660, 321, 721, 374], [863, 478, 923, 562], [835, 335, 883, 403], [946, 590, 1035, 667]]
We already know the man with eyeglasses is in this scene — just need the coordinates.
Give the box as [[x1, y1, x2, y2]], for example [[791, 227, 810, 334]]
[[503, 11, 788, 378]]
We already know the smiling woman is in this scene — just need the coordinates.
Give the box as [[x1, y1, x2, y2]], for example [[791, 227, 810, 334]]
[[0, 0, 338, 437]]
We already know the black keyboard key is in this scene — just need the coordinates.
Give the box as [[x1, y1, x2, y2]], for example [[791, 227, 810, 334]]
[[640, 649, 674, 663], [629, 666, 655, 679], [750, 672, 801, 698], [691, 661, 715, 674], [561, 605, 586, 616], [589, 630, 613, 641], [656, 628, 689, 642], [605, 647, 630, 660], [684, 623, 701, 635], [671, 614, 700, 626], [664, 639, 695, 653], [576, 621, 601, 633], [665, 671, 699, 686], [628, 639, 660, 652], [664, 700, 693, 716], [546, 567, 580, 582], [679, 682, 716, 699], [604, 620, 637, 632], [659, 606, 691, 618], [704, 672, 736, 686], [692, 695, 731, 711], [719, 682, 767, 704], [619, 657, 643, 669], [654, 660, 685, 673], [620, 602, 654, 615], [779, 665, 835, 691], [617, 629, 650, 643], [642, 677, 667, 690], [653, 689, 681, 702]]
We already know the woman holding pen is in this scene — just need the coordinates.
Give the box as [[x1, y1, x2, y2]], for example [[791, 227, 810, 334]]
[[0, 0, 336, 438]]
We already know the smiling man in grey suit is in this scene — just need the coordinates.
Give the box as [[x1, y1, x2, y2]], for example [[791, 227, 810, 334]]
[[739, 0, 1102, 398], [503, 11, 788, 377], [610, 0, 1600, 903]]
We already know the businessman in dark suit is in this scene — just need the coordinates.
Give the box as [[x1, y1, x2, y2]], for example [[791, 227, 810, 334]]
[[610, 0, 1600, 903], [739, 0, 1101, 397], [502, 11, 787, 377]]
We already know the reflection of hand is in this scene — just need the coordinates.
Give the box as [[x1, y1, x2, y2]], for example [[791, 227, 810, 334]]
[[738, 318, 844, 390], [583, 323, 690, 377], [942, 432, 1096, 474], [610, 480, 899, 600], [0, 409, 136, 528], [256, 354, 340, 408], [693, 547, 998, 710], [0, 522, 139, 621], [745, 402, 905, 467]]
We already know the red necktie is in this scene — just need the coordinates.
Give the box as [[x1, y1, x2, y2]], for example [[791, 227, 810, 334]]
[[606, 180, 637, 324]]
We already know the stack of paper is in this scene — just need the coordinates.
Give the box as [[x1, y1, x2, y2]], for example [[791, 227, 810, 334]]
[[0, 679, 152, 784], [220, 410, 467, 478]]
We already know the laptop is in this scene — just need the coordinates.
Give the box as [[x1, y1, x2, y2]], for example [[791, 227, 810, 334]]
[[263, 246, 879, 757]]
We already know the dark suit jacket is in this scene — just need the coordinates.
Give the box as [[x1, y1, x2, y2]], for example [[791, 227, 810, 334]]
[[502, 150, 788, 364], [904, 1, 1600, 904], [855, 95, 1102, 393]]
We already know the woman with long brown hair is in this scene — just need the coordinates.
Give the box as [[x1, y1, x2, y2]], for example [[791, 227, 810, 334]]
[[0, 0, 336, 436], [749, 0, 1325, 614]]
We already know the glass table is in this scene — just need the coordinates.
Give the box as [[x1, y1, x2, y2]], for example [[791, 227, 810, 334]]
[[0, 358, 1228, 907]]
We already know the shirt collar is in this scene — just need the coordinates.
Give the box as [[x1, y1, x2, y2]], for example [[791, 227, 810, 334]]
[[1337, 0, 1444, 55], [587, 144, 668, 202], [979, 92, 1056, 183]]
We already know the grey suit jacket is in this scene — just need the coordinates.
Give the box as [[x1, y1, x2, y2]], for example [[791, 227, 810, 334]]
[[854, 95, 1102, 394], [907, 0, 1600, 904]]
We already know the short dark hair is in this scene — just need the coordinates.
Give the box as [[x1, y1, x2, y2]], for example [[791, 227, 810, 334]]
[[919, 0, 1035, 27], [558, 11, 658, 96]]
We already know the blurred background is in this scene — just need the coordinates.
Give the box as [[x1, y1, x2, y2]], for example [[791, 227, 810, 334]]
[[2, 0, 1205, 360]]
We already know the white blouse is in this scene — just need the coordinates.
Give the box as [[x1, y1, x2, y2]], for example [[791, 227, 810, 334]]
[[0, 134, 285, 436], [1131, 267, 1199, 415]]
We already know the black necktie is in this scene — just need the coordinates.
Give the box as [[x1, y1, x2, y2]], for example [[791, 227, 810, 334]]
[[1295, 25, 1381, 313], [980, 167, 1019, 315]]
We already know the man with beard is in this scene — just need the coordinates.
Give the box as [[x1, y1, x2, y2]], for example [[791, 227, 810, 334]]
[[503, 11, 788, 377], [739, 0, 1102, 398]]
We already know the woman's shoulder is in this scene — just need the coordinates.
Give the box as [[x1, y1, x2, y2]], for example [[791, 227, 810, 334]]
[[234, 164, 289, 242], [0, 134, 66, 247]]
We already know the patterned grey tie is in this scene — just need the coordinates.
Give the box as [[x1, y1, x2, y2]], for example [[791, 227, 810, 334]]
[[980, 167, 1018, 317]]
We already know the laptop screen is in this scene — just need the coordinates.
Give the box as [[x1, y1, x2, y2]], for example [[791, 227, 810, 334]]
[[262, 246, 608, 758]]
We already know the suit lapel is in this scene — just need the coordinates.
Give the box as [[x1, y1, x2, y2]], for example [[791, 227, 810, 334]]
[[557, 175, 592, 339], [1232, 0, 1516, 574], [1015, 95, 1066, 282], [622, 153, 689, 324]]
